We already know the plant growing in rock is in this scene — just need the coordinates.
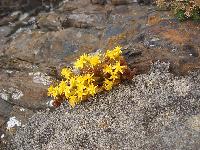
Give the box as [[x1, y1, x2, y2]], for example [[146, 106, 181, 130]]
[[155, 0, 200, 21], [47, 46, 135, 107]]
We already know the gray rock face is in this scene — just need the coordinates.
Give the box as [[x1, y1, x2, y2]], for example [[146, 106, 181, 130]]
[[0, 0, 200, 148], [137, 0, 153, 5], [10, 62, 200, 149], [91, 0, 107, 5], [111, 0, 136, 5]]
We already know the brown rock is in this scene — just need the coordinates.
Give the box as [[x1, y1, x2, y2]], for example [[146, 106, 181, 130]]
[[10, 106, 34, 127], [1, 1, 200, 147], [91, 0, 107, 5], [161, 29, 189, 45], [37, 13, 62, 31], [187, 114, 200, 132], [0, 116, 6, 127], [147, 15, 163, 26], [5, 27, 100, 67], [111, 0, 135, 5], [0, 99, 13, 119], [0, 70, 51, 110], [124, 19, 200, 75]]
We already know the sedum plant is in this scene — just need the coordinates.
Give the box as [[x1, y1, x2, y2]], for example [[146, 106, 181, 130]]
[[47, 46, 135, 107], [155, 0, 200, 21]]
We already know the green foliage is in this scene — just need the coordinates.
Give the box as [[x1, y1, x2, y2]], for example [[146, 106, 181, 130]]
[[191, 8, 200, 21], [155, 0, 200, 21], [176, 9, 187, 21]]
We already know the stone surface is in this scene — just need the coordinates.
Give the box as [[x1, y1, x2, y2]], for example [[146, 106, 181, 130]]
[[91, 0, 107, 5], [120, 13, 200, 75], [10, 62, 200, 150], [111, 0, 136, 5], [37, 12, 62, 32], [0, 0, 200, 148], [187, 114, 200, 132]]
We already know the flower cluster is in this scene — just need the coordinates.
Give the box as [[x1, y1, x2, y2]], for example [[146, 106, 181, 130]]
[[47, 46, 135, 107], [155, 0, 200, 21]]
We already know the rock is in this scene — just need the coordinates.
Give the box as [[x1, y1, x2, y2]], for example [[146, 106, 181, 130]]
[[0, 116, 6, 127], [0, 99, 13, 118], [187, 114, 200, 132], [0, 70, 52, 110], [91, 0, 107, 5], [1, 1, 200, 148], [0, 11, 20, 26], [111, 0, 136, 5], [0, 0, 61, 13], [62, 13, 100, 29], [10, 62, 200, 150], [37, 12, 62, 31], [57, 2, 78, 12], [137, 0, 154, 5], [0, 26, 11, 52], [124, 18, 200, 75], [10, 106, 34, 128], [5, 27, 100, 67]]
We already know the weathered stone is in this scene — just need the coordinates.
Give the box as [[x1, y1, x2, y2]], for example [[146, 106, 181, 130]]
[[0, 0, 62, 13], [5, 27, 100, 67], [10, 106, 34, 127], [62, 13, 105, 29], [37, 12, 62, 31], [187, 114, 200, 132], [0, 99, 13, 118], [0, 26, 11, 54], [9, 62, 200, 150], [1, 1, 200, 148], [137, 0, 154, 5], [111, 0, 135, 5], [0, 11, 20, 26], [0, 70, 52, 110], [123, 17, 200, 75], [91, 0, 107, 5], [0, 116, 6, 127], [57, 2, 78, 12]]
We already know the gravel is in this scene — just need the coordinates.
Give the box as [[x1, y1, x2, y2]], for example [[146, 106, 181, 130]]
[[10, 61, 200, 150]]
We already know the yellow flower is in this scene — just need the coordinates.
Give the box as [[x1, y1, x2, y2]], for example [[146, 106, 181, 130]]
[[48, 85, 59, 98], [105, 46, 122, 60], [77, 90, 83, 100], [103, 64, 113, 74], [87, 83, 97, 96], [74, 53, 90, 69], [52, 86, 59, 98], [69, 77, 76, 88], [89, 54, 101, 67], [68, 95, 77, 107], [113, 46, 122, 55], [58, 80, 67, 95], [76, 75, 85, 84], [109, 72, 119, 81], [48, 45, 128, 108], [103, 79, 113, 91], [80, 53, 90, 62], [83, 73, 94, 83], [75, 82, 87, 100], [77, 83, 86, 91], [61, 68, 72, 79], [113, 61, 126, 74], [48, 85, 54, 96], [64, 86, 71, 98], [74, 59, 85, 69], [105, 50, 115, 60]]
